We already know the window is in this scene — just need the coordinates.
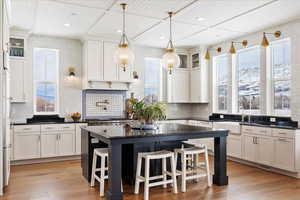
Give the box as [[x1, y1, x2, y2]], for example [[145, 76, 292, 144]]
[[33, 48, 59, 114], [144, 58, 162, 103], [214, 55, 230, 112], [237, 47, 261, 113], [270, 39, 291, 116]]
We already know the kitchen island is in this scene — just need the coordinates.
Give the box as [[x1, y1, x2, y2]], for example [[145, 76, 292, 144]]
[[81, 123, 229, 200]]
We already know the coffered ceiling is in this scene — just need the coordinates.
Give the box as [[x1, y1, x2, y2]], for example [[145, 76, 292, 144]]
[[10, 0, 300, 48]]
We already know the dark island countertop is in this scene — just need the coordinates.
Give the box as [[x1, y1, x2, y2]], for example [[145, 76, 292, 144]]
[[81, 123, 228, 141]]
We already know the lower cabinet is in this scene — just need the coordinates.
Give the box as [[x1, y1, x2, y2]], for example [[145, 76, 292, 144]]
[[273, 137, 295, 172], [243, 134, 274, 165], [75, 123, 88, 155], [41, 131, 75, 158], [41, 133, 58, 158], [227, 134, 242, 158], [14, 132, 41, 160]]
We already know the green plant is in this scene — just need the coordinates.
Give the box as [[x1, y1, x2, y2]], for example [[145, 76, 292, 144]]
[[128, 99, 166, 123]]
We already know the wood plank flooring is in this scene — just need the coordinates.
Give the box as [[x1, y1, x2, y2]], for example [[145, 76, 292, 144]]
[[1, 159, 300, 200]]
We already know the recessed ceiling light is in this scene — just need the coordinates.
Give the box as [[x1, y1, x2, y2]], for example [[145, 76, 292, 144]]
[[196, 17, 205, 21], [64, 23, 71, 27], [116, 29, 122, 33], [159, 35, 165, 40]]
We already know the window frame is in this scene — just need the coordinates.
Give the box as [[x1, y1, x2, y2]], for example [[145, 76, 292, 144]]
[[213, 53, 231, 113], [269, 38, 291, 116], [33, 48, 60, 115], [144, 57, 163, 102], [236, 45, 262, 114]]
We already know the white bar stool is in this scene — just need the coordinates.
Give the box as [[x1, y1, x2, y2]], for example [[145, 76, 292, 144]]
[[90, 148, 123, 197], [134, 150, 178, 200], [174, 144, 212, 193]]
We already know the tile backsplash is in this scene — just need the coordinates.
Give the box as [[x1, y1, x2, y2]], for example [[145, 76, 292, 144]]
[[83, 90, 126, 119]]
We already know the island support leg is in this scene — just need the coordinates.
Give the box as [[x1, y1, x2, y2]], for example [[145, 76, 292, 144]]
[[106, 143, 123, 200], [213, 136, 228, 186]]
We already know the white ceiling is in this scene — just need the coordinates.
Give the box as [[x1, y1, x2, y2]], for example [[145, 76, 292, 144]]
[[10, 0, 300, 48]]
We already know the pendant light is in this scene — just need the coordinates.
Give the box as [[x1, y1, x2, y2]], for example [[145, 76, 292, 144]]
[[114, 3, 135, 72], [162, 12, 180, 75], [261, 31, 281, 47], [229, 40, 248, 54], [204, 47, 222, 60]]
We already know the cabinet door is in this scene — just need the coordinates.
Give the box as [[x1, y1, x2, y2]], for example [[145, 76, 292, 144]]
[[14, 133, 40, 160], [243, 135, 256, 162], [227, 135, 242, 158], [171, 70, 189, 102], [86, 41, 103, 81], [103, 42, 118, 81], [256, 136, 274, 166], [41, 133, 58, 158], [273, 138, 295, 171], [75, 123, 87, 155], [58, 131, 75, 156], [190, 69, 201, 102], [10, 59, 25, 102]]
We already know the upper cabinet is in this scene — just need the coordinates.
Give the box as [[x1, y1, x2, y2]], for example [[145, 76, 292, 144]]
[[191, 53, 200, 68], [9, 33, 28, 103], [82, 40, 133, 90], [167, 49, 208, 103]]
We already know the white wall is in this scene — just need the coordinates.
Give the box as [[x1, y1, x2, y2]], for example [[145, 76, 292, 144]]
[[11, 35, 82, 123], [11, 36, 191, 122], [192, 18, 300, 121]]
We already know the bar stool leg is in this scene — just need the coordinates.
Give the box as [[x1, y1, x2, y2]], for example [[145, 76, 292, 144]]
[[204, 147, 212, 187], [162, 157, 167, 188], [134, 155, 142, 194], [193, 154, 199, 183], [90, 151, 97, 187], [170, 155, 178, 194], [144, 158, 150, 200], [181, 152, 187, 192], [99, 155, 106, 197]]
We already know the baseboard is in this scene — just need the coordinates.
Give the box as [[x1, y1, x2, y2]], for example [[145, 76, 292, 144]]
[[11, 155, 81, 165]]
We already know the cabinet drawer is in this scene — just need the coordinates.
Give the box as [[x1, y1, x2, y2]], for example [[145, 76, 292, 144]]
[[14, 125, 40, 133], [59, 124, 75, 131], [41, 124, 59, 132], [272, 128, 295, 138], [242, 126, 271, 136]]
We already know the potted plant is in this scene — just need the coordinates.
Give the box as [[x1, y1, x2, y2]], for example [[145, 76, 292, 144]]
[[128, 99, 166, 129]]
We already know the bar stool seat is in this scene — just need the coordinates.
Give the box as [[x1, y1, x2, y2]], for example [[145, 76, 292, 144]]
[[174, 145, 212, 192], [134, 150, 178, 200]]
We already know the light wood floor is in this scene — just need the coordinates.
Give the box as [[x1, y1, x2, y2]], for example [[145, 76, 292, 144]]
[[1, 159, 300, 200]]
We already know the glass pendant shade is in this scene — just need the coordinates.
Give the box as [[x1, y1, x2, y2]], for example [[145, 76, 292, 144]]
[[114, 44, 135, 71], [162, 49, 180, 74], [114, 3, 135, 72]]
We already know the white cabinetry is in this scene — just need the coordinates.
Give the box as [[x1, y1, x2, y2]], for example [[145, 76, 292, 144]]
[[9, 58, 25, 102], [13, 123, 79, 161], [190, 69, 201, 102], [103, 42, 118, 81], [83, 40, 133, 90], [242, 126, 297, 172], [41, 133, 58, 158], [85, 40, 103, 81], [13, 125, 41, 160], [273, 137, 295, 171], [168, 69, 190, 103], [227, 134, 242, 158]]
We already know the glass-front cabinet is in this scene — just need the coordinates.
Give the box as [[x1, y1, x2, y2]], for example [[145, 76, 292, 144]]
[[9, 37, 25, 57], [178, 54, 188, 68], [191, 53, 200, 68]]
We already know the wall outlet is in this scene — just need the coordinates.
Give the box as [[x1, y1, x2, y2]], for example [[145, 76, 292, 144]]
[[270, 117, 276, 122], [220, 115, 224, 119]]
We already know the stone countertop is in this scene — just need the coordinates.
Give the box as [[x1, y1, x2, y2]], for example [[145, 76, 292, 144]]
[[239, 122, 300, 130], [81, 123, 228, 140]]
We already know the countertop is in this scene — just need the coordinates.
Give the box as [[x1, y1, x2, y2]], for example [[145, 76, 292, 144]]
[[81, 123, 228, 140]]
